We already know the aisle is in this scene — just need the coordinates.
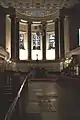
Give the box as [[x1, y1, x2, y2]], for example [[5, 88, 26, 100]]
[[24, 76, 80, 120], [26, 80, 59, 120]]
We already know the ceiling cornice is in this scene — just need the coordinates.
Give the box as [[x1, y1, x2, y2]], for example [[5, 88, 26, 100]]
[[0, 0, 80, 20]]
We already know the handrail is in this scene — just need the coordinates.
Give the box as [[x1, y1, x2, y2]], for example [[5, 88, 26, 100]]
[[4, 71, 32, 120], [0, 45, 9, 58]]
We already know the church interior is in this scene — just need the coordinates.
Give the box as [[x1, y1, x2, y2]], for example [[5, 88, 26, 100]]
[[0, 0, 80, 120]]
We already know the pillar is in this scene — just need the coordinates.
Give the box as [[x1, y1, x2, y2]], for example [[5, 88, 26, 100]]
[[11, 8, 16, 60], [58, 19, 61, 58], [60, 17, 65, 58], [42, 22, 46, 60], [55, 19, 59, 59], [0, 6, 6, 48], [64, 16, 69, 57], [16, 19, 19, 60], [28, 22, 31, 60], [68, 14, 79, 50]]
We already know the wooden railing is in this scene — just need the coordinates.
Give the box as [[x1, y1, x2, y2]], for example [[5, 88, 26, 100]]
[[0, 46, 9, 59], [4, 71, 32, 120]]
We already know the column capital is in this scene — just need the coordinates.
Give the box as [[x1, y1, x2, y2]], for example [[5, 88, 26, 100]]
[[16, 17, 20, 22], [9, 7, 16, 17], [55, 17, 61, 23], [10, 13, 16, 21], [59, 15, 65, 21], [42, 21, 47, 25], [55, 18, 59, 23], [64, 15, 68, 20], [27, 21, 32, 24]]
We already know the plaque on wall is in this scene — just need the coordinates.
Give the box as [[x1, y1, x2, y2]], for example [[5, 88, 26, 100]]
[[48, 34, 55, 49], [32, 34, 40, 50]]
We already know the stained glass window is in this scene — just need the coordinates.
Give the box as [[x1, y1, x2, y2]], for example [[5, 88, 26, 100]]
[[32, 34, 40, 50], [48, 34, 55, 49], [19, 33, 25, 49]]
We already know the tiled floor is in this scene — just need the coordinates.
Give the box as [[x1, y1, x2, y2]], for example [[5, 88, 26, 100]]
[[24, 76, 80, 120], [26, 80, 58, 120]]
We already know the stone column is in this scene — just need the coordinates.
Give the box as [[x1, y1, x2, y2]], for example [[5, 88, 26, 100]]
[[55, 19, 59, 59], [58, 19, 61, 58], [64, 16, 69, 57], [60, 17, 65, 58], [11, 8, 16, 60], [42, 22, 46, 60], [28, 22, 31, 60], [16, 19, 19, 60], [0, 6, 6, 48], [68, 14, 79, 50]]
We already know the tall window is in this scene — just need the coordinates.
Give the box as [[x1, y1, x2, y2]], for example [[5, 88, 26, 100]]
[[46, 22, 55, 60], [32, 34, 41, 50], [31, 23, 42, 60], [48, 34, 55, 49], [19, 22, 28, 60], [31, 33, 42, 60], [19, 33, 25, 49]]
